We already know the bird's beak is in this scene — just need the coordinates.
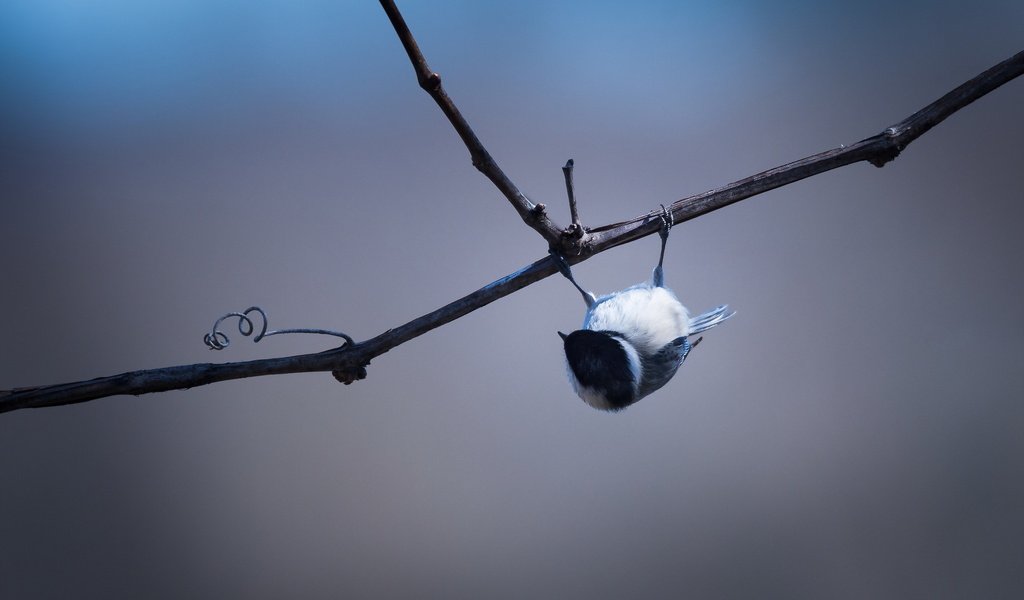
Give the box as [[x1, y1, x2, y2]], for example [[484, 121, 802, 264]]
[[557, 331, 567, 341]]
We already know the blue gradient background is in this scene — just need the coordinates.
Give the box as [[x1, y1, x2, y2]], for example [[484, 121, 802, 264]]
[[2, 1, 1023, 598]]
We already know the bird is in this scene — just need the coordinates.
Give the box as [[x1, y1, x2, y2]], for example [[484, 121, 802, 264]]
[[550, 207, 733, 411]]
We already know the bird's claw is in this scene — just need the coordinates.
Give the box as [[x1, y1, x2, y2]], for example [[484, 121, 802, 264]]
[[658, 204, 673, 241]]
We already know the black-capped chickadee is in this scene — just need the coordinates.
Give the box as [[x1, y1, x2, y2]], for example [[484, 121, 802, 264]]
[[551, 208, 733, 411]]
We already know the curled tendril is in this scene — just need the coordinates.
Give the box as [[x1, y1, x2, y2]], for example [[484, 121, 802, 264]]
[[204, 306, 354, 350]]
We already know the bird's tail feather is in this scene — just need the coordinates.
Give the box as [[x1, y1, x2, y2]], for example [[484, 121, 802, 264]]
[[689, 305, 735, 335]]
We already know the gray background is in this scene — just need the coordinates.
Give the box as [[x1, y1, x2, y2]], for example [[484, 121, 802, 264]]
[[2, 1, 1023, 598]]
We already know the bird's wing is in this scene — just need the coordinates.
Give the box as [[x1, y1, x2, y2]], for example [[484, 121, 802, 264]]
[[637, 336, 690, 400]]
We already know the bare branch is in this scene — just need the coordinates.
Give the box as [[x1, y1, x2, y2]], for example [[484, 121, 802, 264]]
[[587, 50, 1024, 249], [1, 257, 556, 412], [1, 37, 1020, 413], [562, 159, 583, 239], [378, 0, 563, 245]]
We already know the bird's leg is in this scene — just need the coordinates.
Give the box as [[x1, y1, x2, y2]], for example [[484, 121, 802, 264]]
[[653, 204, 673, 287], [549, 249, 596, 308]]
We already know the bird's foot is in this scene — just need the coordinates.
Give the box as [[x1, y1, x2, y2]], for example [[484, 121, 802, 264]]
[[549, 249, 574, 281], [658, 204, 674, 243]]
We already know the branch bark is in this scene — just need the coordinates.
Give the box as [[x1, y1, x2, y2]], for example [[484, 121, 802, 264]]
[[1, 3, 1020, 414], [378, 0, 563, 246], [588, 49, 1024, 249]]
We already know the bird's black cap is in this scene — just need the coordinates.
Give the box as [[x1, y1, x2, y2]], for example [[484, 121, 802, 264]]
[[561, 329, 637, 410]]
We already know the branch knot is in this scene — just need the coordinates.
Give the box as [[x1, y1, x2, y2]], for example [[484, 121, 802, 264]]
[[422, 71, 441, 90], [332, 364, 368, 385], [561, 222, 586, 241]]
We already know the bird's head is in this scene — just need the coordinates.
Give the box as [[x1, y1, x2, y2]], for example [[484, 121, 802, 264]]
[[558, 329, 641, 411]]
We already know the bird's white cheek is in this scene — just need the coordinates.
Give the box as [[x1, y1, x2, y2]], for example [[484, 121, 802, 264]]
[[565, 365, 615, 411], [578, 385, 615, 411]]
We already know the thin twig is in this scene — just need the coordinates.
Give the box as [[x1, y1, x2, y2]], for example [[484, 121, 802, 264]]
[[562, 159, 582, 238], [202, 306, 354, 350], [1, 41, 1020, 413], [378, 0, 563, 245]]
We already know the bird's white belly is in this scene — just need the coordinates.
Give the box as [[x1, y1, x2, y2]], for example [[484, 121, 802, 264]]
[[583, 284, 690, 356]]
